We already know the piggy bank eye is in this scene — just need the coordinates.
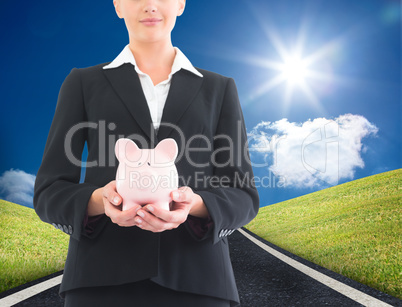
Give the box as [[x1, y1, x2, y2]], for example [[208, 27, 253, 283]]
[[147, 162, 151, 166], [138, 162, 141, 166]]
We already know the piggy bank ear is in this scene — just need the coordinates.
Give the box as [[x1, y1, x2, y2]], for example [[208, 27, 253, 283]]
[[155, 138, 178, 162], [115, 138, 141, 162]]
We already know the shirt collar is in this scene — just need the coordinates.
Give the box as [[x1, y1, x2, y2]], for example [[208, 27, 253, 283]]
[[103, 45, 203, 78]]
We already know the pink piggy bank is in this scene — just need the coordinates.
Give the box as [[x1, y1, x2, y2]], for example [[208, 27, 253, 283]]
[[115, 138, 179, 211]]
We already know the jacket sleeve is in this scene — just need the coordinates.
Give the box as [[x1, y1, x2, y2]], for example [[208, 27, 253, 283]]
[[192, 78, 260, 244], [34, 68, 105, 241]]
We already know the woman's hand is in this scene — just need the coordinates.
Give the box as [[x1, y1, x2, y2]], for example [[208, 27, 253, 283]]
[[88, 181, 141, 227], [134, 186, 209, 233]]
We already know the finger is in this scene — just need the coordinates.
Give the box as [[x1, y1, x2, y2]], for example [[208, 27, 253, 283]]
[[171, 187, 192, 203], [105, 201, 140, 226], [138, 208, 169, 229], [119, 219, 139, 227], [134, 212, 166, 232], [143, 205, 187, 225], [103, 181, 123, 206], [138, 207, 181, 232], [116, 217, 137, 227], [134, 216, 157, 232], [115, 205, 142, 227]]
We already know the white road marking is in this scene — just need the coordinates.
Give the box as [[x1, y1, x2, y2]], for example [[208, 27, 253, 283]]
[[0, 274, 62, 307], [238, 228, 392, 307]]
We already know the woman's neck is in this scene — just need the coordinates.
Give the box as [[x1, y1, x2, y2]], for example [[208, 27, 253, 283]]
[[128, 40, 176, 85]]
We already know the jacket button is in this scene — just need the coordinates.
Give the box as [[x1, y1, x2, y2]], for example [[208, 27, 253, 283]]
[[52, 223, 57, 229], [68, 225, 73, 235], [57, 224, 63, 230], [63, 225, 69, 233]]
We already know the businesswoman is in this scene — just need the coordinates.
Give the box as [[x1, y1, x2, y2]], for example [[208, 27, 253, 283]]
[[34, 0, 259, 306]]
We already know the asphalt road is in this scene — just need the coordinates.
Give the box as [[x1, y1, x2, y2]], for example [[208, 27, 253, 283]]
[[1, 228, 400, 306], [230, 229, 400, 306]]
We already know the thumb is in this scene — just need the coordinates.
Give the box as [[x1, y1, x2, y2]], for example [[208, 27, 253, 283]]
[[103, 181, 122, 206], [171, 190, 183, 202], [172, 187, 193, 203]]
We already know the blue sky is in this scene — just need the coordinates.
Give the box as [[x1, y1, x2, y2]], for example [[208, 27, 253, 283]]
[[0, 0, 400, 208]]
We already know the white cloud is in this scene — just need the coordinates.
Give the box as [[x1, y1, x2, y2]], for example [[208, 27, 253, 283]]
[[0, 169, 36, 207], [248, 114, 378, 188]]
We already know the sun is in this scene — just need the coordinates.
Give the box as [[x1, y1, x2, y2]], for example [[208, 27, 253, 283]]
[[244, 25, 339, 114], [280, 55, 308, 85]]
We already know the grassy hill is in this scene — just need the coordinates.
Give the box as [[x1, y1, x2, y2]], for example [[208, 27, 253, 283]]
[[0, 200, 69, 293], [246, 169, 401, 299]]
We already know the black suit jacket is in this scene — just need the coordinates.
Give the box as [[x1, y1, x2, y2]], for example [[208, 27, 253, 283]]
[[34, 62, 259, 304]]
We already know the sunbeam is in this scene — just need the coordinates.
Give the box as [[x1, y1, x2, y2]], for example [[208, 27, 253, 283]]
[[239, 5, 351, 115]]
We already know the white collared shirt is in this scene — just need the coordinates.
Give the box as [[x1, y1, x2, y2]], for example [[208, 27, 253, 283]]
[[103, 45, 203, 130]]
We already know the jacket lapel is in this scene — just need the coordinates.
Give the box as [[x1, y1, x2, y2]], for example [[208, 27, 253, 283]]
[[103, 63, 155, 141], [157, 69, 203, 140]]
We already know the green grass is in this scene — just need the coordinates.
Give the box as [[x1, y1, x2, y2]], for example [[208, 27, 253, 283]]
[[0, 200, 69, 293], [246, 169, 402, 299]]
